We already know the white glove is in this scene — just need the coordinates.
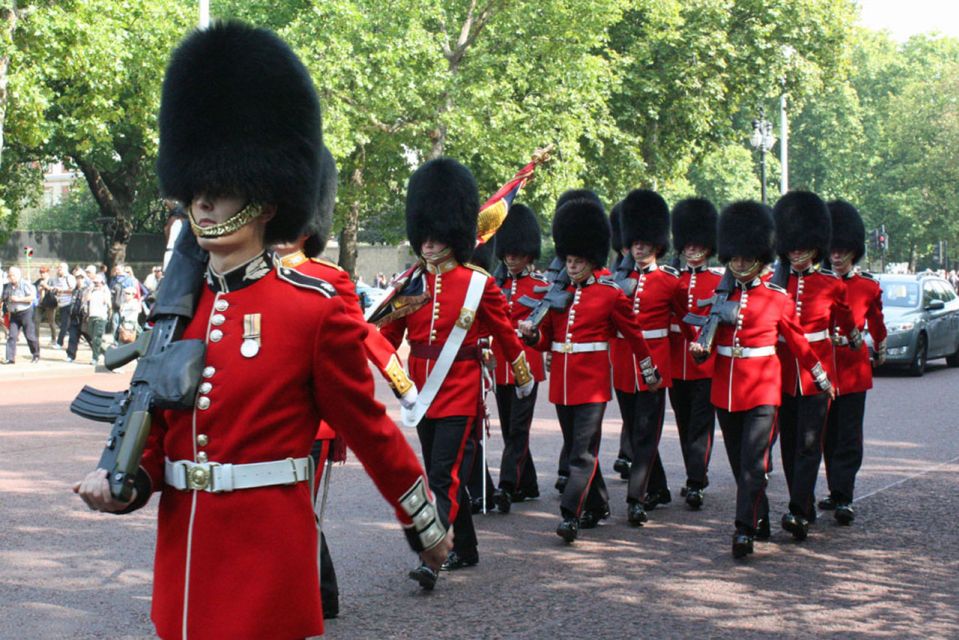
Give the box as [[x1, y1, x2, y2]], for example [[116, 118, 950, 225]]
[[515, 378, 535, 399], [399, 385, 419, 410]]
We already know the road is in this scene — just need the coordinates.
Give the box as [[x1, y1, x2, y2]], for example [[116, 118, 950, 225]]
[[1, 357, 958, 639]]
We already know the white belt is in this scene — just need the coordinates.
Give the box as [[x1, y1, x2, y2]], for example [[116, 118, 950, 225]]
[[778, 330, 830, 344], [716, 345, 777, 358], [164, 456, 311, 493], [642, 328, 669, 339], [669, 323, 681, 333], [551, 341, 609, 354]]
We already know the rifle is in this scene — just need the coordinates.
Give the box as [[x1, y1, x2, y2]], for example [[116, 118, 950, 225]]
[[517, 256, 572, 329], [769, 259, 790, 289], [70, 225, 209, 501], [684, 268, 739, 360]]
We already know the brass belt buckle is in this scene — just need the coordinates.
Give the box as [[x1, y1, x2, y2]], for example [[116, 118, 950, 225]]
[[732, 346, 744, 358], [563, 342, 573, 353], [188, 465, 210, 491]]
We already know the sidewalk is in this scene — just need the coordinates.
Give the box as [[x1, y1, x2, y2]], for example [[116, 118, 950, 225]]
[[0, 328, 130, 380]]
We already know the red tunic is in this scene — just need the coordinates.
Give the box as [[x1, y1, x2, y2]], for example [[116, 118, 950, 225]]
[[711, 278, 824, 412], [833, 271, 888, 395], [531, 271, 654, 405], [611, 264, 694, 392], [777, 268, 858, 397], [492, 268, 547, 385], [669, 266, 721, 380], [138, 257, 428, 640], [380, 259, 525, 418], [281, 252, 410, 441]]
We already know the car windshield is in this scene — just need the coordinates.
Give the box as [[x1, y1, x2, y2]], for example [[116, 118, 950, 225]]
[[882, 282, 919, 308]]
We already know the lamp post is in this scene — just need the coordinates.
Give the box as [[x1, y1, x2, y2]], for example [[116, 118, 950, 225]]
[[750, 107, 777, 204]]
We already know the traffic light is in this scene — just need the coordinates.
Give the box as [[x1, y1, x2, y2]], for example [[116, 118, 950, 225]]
[[23, 246, 34, 258], [933, 242, 942, 265], [878, 232, 888, 252], [871, 229, 880, 251]]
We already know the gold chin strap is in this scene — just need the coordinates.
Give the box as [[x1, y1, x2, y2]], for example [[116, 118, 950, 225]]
[[189, 202, 263, 238], [789, 250, 816, 267], [685, 249, 708, 262], [729, 260, 760, 279]]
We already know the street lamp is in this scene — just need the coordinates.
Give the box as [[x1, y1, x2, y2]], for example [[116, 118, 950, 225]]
[[750, 107, 777, 204]]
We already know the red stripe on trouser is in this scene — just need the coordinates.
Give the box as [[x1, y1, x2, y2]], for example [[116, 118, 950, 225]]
[[752, 408, 779, 526], [446, 417, 474, 524], [313, 439, 331, 501], [703, 430, 713, 473], [575, 443, 601, 516]]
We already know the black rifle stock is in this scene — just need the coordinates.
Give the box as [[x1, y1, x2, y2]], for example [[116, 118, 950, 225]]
[[518, 257, 572, 330], [70, 224, 208, 501], [684, 269, 739, 360]]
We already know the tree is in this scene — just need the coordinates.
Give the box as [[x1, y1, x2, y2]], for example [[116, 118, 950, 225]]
[[8, 0, 193, 267]]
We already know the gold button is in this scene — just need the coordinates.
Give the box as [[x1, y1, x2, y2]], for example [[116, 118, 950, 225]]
[[197, 434, 209, 447], [211, 314, 226, 326], [199, 382, 212, 394], [196, 451, 208, 463], [209, 329, 223, 342], [214, 299, 229, 312], [197, 396, 211, 410], [202, 366, 216, 378]]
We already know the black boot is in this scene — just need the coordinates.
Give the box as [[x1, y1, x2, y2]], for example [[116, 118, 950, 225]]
[[555, 475, 569, 493], [441, 550, 479, 571], [494, 488, 512, 514], [818, 495, 837, 510], [642, 488, 672, 511], [579, 504, 610, 529], [834, 503, 855, 525], [685, 488, 704, 510], [627, 501, 648, 527], [732, 531, 754, 558], [781, 512, 809, 541], [755, 517, 771, 541], [408, 563, 438, 590], [556, 516, 579, 543], [613, 457, 631, 480]]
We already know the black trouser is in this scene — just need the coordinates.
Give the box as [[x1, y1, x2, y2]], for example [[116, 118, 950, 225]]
[[494, 383, 539, 495], [417, 416, 478, 557], [624, 389, 667, 503], [824, 392, 867, 504], [556, 403, 608, 517], [717, 405, 777, 534], [668, 378, 716, 490], [779, 391, 831, 520], [5, 308, 39, 362], [614, 389, 634, 463], [309, 439, 339, 619], [466, 439, 494, 506], [56, 305, 71, 345], [65, 317, 91, 360]]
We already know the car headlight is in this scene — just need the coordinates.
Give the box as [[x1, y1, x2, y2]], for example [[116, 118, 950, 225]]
[[889, 322, 915, 333]]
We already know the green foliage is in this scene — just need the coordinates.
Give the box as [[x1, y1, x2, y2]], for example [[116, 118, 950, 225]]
[[0, 159, 43, 242], [24, 183, 99, 231]]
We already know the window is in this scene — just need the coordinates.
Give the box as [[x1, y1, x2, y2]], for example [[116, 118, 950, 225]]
[[882, 282, 919, 308]]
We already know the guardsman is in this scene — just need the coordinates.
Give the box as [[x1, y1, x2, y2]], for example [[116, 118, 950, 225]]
[[609, 200, 634, 481], [668, 198, 722, 509], [380, 158, 534, 582], [551, 188, 608, 493], [612, 189, 695, 526], [519, 195, 661, 542], [274, 147, 420, 618], [820, 199, 888, 525], [773, 191, 862, 541], [690, 201, 835, 558], [490, 204, 547, 513], [74, 23, 448, 639]]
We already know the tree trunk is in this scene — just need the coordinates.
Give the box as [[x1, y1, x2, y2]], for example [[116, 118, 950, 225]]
[[337, 201, 360, 279], [0, 3, 19, 170], [76, 159, 133, 271]]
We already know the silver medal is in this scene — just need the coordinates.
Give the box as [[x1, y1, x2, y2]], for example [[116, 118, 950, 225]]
[[241, 338, 260, 358]]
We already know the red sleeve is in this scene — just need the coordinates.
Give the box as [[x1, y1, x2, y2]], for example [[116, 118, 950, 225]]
[[312, 299, 425, 524], [611, 290, 652, 360], [867, 282, 888, 344], [477, 276, 524, 364], [778, 297, 823, 374], [379, 313, 408, 350], [670, 279, 699, 342]]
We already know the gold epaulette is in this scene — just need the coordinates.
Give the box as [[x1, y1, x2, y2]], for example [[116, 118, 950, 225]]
[[464, 263, 491, 277], [309, 257, 344, 271]]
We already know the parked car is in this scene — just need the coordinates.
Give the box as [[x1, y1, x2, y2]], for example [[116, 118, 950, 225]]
[[355, 283, 387, 312], [868, 274, 959, 376]]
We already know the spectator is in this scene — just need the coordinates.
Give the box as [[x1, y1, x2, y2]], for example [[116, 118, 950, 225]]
[[34, 265, 58, 344], [117, 286, 142, 344], [85, 273, 112, 365], [3, 266, 40, 364], [49, 262, 76, 349], [143, 265, 163, 293], [64, 271, 91, 363], [375, 272, 388, 289], [948, 269, 958, 292]]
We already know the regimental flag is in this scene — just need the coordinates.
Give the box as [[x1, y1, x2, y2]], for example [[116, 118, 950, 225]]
[[476, 144, 554, 245]]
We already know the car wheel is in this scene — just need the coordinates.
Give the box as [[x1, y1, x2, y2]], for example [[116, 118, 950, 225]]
[[908, 334, 928, 377], [947, 341, 959, 367]]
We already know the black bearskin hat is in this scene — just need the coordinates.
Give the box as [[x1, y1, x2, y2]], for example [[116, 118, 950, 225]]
[[773, 191, 832, 261], [470, 239, 497, 272], [717, 200, 776, 265], [556, 188, 604, 212], [552, 198, 610, 268], [672, 198, 718, 255], [620, 189, 670, 258], [495, 204, 541, 261], [610, 200, 625, 253], [405, 157, 478, 264], [302, 147, 338, 258], [828, 199, 866, 264], [157, 22, 323, 244]]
